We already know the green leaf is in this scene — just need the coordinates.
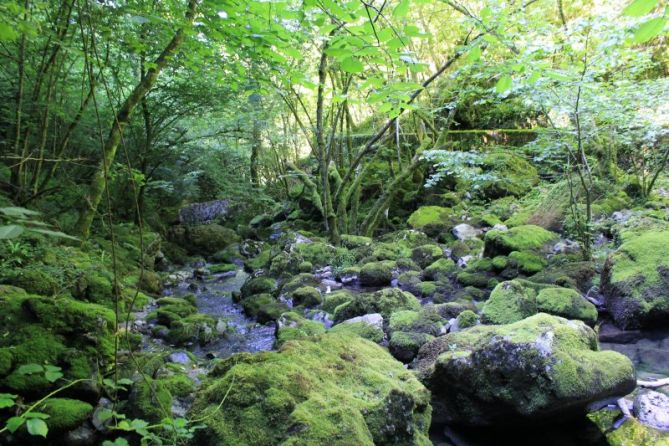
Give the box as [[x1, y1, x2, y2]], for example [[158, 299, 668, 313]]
[[17, 363, 44, 375], [0, 393, 17, 409], [623, 0, 657, 17], [23, 412, 50, 419], [103, 438, 130, 446], [393, 0, 410, 18], [0, 207, 40, 218], [44, 370, 63, 383], [341, 57, 364, 73], [26, 418, 48, 437], [495, 74, 512, 93], [0, 22, 19, 41], [0, 225, 24, 239], [5, 416, 25, 433], [633, 17, 667, 43], [468, 46, 482, 62]]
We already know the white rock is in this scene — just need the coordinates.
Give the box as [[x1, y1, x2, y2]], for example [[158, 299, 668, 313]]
[[341, 313, 383, 330], [635, 390, 669, 430], [452, 223, 481, 241]]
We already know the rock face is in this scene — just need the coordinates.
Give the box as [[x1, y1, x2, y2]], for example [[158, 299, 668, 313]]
[[635, 390, 669, 431], [413, 313, 636, 426], [179, 199, 230, 224], [601, 231, 669, 329], [189, 333, 432, 446]]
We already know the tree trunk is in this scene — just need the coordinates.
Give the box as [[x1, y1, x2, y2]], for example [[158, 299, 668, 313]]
[[75, 0, 198, 239]]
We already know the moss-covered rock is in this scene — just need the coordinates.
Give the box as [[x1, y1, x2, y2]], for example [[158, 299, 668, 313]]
[[280, 273, 319, 295], [359, 261, 393, 287], [389, 332, 435, 363], [601, 231, 669, 329], [241, 276, 278, 298], [509, 251, 547, 274], [189, 333, 432, 445], [481, 280, 597, 325], [188, 224, 240, 256], [341, 234, 373, 249], [423, 258, 456, 281], [587, 407, 669, 446], [484, 225, 558, 257], [276, 312, 326, 346], [329, 321, 384, 343], [536, 287, 598, 326], [128, 377, 173, 423], [456, 310, 479, 329], [290, 286, 322, 307], [1, 267, 61, 296], [456, 271, 492, 289], [407, 206, 459, 236], [411, 244, 443, 269], [334, 288, 421, 322], [388, 309, 443, 337], [241, 294, 289, 324], [321, 290, 354, 314], [529, 261, 595, 291], [414, 313, 636, 425], [39, 398, 93, 432]]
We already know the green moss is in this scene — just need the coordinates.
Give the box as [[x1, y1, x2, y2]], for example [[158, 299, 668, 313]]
[[280, 273, 319, 295], [341, 234, 373, 249], [359, 261, 393, 286], [478, 151, 539, 199], [129, 377, 173, 423], [276, 313, 326, 346], [189, 333, 432, 446], [416, 281, 437, 298], [423, 258, 456, 281], [334, 288, 421, 322], [588, 408, 669, 446], [241, 276, 278, 298], [536, 288, 598, 326], [294, 242, 344, 268], [245, 247, 272, 271], [163, 374, 195, 397], [389, 332, 435, 363], [456, 272, 490, 289], [188, 224, 240, 256], [321, 290, 354, 314], [290, 286, 322, 307], [491, 256, 509, 271], [242, 294, 289, 324], [411, 244, 444, 268], [2, 267, 61, 296], [329, 322, 384, 343], [416, 314, 635, 425], [209, 263, 238, 274], [484, 225, 558, 257], [388, 309, 443, 336], [481, 280, 539, 325], [39, 398, 93, 432], [168, 313, 217, 346], [609, 231, 669, 287], [509, 251, 547, 274], [456, 310, 478, 329], [298, 261, 313, 273], [407, 206, 454, 229]]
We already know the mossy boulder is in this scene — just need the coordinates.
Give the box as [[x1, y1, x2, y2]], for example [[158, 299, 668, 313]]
[[509, 251, 547, 274], [407, 206, 459, 236], [280, 273, 319, 295], [188, 224, 240, 256], [189, 333, 432, 445], [601, 231, 669, 329], [321, 290, 355, 314], [276, 312, 327, 346], [329, 320, 384, 343], [414, 313, 636, 425], [456, 272, 492, 289], [1, 267, 60, 296], [389, 332, 435, 363], [333, 288, 421, 322], [481, 280, 597, 325], [289, 286, 322, 307], [39, 398, 93, 432], [588, 407, 669, 446], [241, 294, 289, 324], [423, 258, 456, 281], [241, 276, 278, 298], [359, 261, 393, 287], [529, 261, 596, 291], [388, 309, 443, 337], [455, 310, 479, 329], [411, 244, 443, 269], [127, 377, 173, 423], [484, 225, 558, 257]]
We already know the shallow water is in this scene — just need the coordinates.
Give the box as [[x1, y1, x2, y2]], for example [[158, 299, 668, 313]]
[[170, 268, 276, 359]]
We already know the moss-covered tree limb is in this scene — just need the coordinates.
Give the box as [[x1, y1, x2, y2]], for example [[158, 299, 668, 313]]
[[75, 0, 199, 239], [286, 162, 324, 217]]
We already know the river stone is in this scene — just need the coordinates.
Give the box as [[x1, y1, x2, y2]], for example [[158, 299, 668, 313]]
[[413, 313, 636, 426], [179, 200, 230, 225], [601, 231, 669, 329], [452, 224, 481, 241], [635, 391, 669, 431], [167, 351, 191, 365]]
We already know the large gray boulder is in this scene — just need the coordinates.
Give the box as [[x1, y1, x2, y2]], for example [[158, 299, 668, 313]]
[[413, 313, 636, 426]]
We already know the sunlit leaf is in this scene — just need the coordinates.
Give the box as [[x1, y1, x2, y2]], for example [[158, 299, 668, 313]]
[[632, 17, 667, 43], [26, 418, 48, 437], [341, 57, 364, 73], [495, 74, 512, 93], [623, 0, 657, 17]]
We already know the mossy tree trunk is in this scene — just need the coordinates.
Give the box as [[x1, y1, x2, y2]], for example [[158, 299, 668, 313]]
[[75, 0, 198, 239]]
